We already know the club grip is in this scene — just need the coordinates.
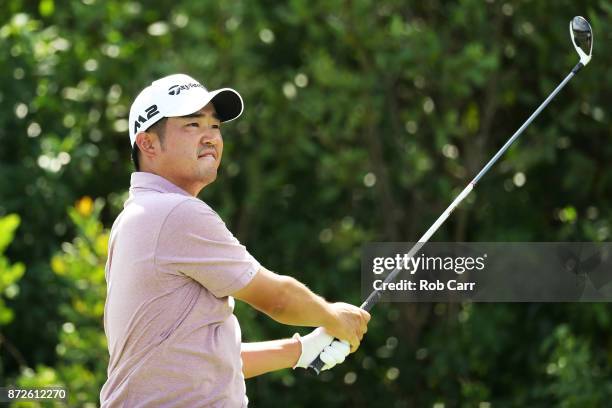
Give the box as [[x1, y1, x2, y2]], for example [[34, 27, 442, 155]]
[[309, 300, 374, 375], [308, 354, 326, 374]]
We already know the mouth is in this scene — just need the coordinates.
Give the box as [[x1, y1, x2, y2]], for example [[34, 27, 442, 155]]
[[197, 150, 217, 160]]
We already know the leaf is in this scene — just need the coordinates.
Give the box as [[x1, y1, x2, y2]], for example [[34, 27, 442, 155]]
[[0, 214, 21, 253]]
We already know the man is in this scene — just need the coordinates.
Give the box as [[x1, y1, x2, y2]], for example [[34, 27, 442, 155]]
[[100, 74, 370, 407]]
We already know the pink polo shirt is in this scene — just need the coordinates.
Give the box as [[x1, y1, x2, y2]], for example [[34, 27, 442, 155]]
[[100, 172, 260, 407]]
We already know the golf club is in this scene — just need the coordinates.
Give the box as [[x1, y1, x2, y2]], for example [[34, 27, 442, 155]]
[[310, 16, 593, 374]]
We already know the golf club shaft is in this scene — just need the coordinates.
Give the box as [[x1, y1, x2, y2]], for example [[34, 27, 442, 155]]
[[310, 63, 582, 374], [363, 63, 581, 311]]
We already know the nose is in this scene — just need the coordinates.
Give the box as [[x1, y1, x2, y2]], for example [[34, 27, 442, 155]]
[[200, 129, 220, 144], [201, 139, 216, 151], [200, 134, 222, 155]]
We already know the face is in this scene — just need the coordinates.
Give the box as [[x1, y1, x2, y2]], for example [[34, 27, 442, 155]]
[[137, 103, 223, 196]]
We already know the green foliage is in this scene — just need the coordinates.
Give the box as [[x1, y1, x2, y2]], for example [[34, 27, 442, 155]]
[[0, 0, 610, 406], [542, 324, 608, 407], [0, 214, 26, 382], [0, 215, 25, 326], [12, 198, 108, 407]]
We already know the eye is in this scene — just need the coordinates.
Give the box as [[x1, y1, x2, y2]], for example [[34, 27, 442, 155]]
[[187, 122, 199, 127], [211, 124, 220, 129]]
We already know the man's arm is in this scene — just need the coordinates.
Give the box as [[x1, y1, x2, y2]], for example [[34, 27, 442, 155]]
[[241, 331, 351, 379], [232, 267, 370, 351], [241, 339, 300, 379]]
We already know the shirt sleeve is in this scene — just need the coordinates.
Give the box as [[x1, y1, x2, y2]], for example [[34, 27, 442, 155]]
[[155, 198, 260, 298]]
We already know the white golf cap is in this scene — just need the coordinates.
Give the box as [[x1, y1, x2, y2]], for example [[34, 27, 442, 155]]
[[128, 73, 244, 146]]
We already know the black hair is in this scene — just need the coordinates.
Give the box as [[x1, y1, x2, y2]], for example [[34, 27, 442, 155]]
[[131, 118, 168, 171]]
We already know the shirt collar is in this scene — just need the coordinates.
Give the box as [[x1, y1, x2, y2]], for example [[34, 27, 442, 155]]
[[129, 172, 192, 197]]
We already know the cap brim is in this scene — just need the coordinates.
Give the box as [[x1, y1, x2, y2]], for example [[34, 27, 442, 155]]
[[209, 88, 244, 122]]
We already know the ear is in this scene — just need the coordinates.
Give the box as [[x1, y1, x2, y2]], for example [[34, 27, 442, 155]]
[[135, 131, 159, 159]]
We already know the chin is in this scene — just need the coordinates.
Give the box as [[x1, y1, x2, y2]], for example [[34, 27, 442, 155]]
[[200, 170, 218, 187]]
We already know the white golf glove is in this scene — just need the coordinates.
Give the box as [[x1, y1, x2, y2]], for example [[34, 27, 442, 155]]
[[293, 327, 351, 371]]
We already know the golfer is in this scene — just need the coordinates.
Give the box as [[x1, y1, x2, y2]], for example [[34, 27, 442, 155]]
[[100, 74, 370, 407]]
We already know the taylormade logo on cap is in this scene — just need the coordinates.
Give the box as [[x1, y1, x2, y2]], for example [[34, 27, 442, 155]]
[[167, 83, 204, 95], [128, 73, 244, 146]]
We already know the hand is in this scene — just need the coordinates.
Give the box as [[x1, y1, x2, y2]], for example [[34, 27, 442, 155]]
[[323, 302, 370, 353], [293, 328, 350, 371], [319, 340, 350, 371]]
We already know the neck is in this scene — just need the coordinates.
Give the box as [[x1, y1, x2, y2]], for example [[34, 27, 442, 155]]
[[140, 168, 205, 197]]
